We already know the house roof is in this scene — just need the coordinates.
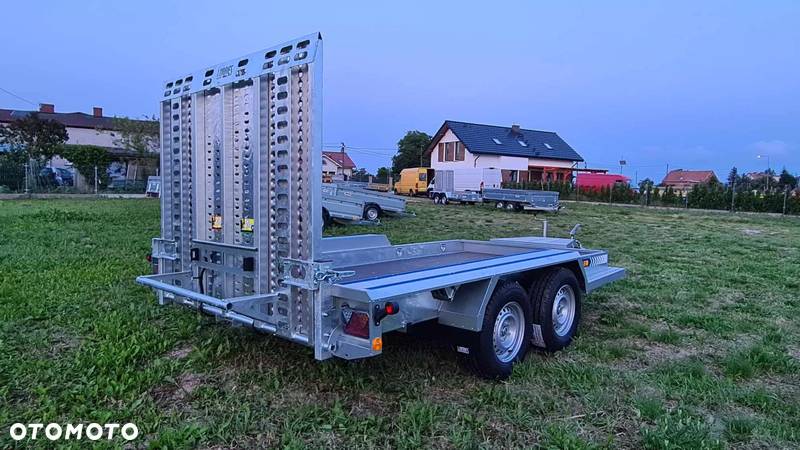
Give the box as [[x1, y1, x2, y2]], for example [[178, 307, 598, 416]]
[[660, 169, 717, 186], [425, 120, 584, 162], [322, 151, 356, 169], [0, 109, 154, 130]]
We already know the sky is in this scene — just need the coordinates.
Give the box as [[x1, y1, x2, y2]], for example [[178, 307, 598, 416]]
[[1, 0, 798, 183]]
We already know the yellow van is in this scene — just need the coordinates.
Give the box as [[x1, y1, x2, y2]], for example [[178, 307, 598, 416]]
[[394, 167, 434, 196]]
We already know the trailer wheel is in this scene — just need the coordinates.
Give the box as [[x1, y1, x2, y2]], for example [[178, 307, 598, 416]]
[[364, 204, 381, 221], [514, 203, 524, 212], [528, 268, 582, 352], [467, 281, 531, 380], [441, 195, 449, 205], [505, 202, 516, 211], [495, 201, 505, 209], [322, 207, 333, 228]]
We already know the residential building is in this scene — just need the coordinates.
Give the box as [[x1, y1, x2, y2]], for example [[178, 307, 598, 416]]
[[0, 103, 158, 188], [424, 121, 584, 184], [322, 150, 356, 181], [659, 169, 718, 194]]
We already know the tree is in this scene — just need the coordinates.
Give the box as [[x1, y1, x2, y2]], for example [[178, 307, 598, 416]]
[[112, 116, 159, 180], [778, 168, 797, 190], [376, 166, 391, 181], [112, 116, 159, 155], [351, 167, 370, 181], [638, 178, 654, 205], [727, 166, 738, 187], [391, 131, 432, 175], [60, 145, 111, 188], [0, 113, 68, 162]]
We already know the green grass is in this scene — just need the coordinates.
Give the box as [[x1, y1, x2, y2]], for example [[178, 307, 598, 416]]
[[1, 199, 799, 448]]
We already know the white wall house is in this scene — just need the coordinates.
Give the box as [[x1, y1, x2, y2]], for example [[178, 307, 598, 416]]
[[322, 151, 356, 181], [0, 104, 158, 188], [425, 121, 584, 185]]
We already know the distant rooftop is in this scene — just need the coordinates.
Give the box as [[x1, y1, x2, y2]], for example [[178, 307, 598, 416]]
[[0, 103, 154, 130]]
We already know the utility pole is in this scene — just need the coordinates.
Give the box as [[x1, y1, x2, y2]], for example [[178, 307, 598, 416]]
[[730, 176, 736, 212]]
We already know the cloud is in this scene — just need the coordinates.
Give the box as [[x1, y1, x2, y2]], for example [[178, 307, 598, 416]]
[[750, 140, 792, 157]]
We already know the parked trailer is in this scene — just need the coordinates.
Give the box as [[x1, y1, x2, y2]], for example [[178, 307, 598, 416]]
[[136, 34, 625, 379], [483, 188, 562, 213], [430, 168, 501, 205], [322, 182, 408, 223]]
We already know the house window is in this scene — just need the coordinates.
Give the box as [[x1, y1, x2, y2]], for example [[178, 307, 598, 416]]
[[455, 142, 465, 161], [492, 138, 502, 145], [438, 143, 444, 162], [445, 142, 454, 161], [544, 143, 553, 149]]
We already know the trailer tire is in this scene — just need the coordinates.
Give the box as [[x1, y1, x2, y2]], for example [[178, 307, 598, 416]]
[[467, 281, 531, 380], [528, 268, 582, 352], [514, 203, 524, 212], [364, 204, 381, 221], [441, 195, 449, 205], [322, 207, 333, 228], [495, 201, 505, 209], [505, 202, 516, 211]]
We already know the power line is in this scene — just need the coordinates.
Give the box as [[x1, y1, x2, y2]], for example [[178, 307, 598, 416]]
[[0, 86, 38, 107]]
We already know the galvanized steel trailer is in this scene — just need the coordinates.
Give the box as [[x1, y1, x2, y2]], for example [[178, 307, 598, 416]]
[[136, 34, 625, 379], [483, 188, 563, 213]]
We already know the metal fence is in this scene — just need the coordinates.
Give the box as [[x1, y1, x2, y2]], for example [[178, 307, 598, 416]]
[[0, 159, 149, 194]]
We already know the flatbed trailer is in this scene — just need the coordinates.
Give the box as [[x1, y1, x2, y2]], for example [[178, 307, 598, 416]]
[[136, 34, 624, 379], [483, 188, 562, 213], [322, 183, 408, 224]]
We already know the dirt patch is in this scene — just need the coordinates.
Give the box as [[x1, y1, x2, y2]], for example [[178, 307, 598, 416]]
[[166, 344, 193, 360], [150, 372, 205, 408], [741, 228, 763, 236]]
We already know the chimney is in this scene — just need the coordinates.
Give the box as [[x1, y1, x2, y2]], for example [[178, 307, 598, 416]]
[[511, 124, 521, 135], [93, 107, 103, 117], [39, 103, 55, 113]]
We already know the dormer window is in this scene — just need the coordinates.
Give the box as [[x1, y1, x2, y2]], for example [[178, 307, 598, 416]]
[[492, 138, 502, 145], [544, 143, 553, 149], [518, 140, 527, 147]]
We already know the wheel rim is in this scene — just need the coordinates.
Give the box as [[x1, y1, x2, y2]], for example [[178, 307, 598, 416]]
[[366, 208, 379, 220], [496, 202, 504, 209], [493, 301, 525, 363], [552, 285, 576, 336], [506, 203, 515, 210]]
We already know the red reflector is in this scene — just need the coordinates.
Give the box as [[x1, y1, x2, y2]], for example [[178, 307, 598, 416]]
[[385, 303, 394, 314], [343, 310, 370, 339]]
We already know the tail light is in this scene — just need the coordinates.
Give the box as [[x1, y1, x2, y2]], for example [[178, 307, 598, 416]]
[[342, 307, 370, 338]]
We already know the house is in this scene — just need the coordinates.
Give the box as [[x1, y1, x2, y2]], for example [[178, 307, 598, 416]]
[[424, 121, 584, 184], [322, 150, 356, 181], [659, 169, 718, 194], [0, 103, 158, 188], [576, 173, 629, 190], [745, 171, 779, 183]]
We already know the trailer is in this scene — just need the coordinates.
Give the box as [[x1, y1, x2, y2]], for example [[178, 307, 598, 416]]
[[482, 188, 562, 213], [430, 168, 501, 205], [136, 33, 625, 379], [322, 182, 408, 223]]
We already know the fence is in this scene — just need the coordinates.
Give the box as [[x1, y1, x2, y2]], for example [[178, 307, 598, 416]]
[[502, 180, 800, 215], [0, 159, 148, 194]]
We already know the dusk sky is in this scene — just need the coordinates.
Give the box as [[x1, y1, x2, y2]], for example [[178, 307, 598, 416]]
[[2, 1, 798, 183]]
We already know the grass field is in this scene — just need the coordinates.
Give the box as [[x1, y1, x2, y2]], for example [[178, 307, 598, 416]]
[[1, 199, 798, 449]]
